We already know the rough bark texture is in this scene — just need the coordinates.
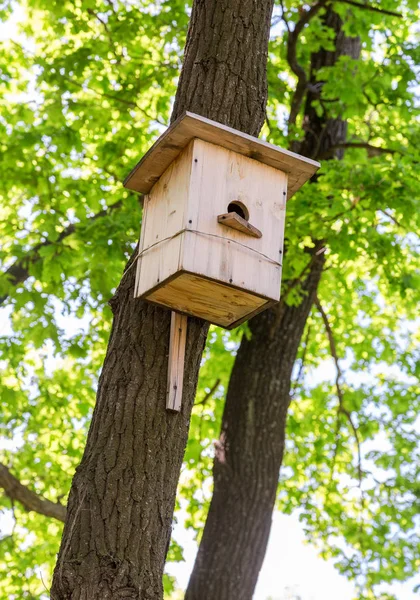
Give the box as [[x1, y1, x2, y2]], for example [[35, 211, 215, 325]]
[[51, 1, 275, 599], [186, 9, 361, 600], [186, 253, 325, 600], [172, 0, 274, 135]]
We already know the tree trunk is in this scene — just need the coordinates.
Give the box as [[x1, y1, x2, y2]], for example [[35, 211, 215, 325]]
[[186, 9, 361, 600], [51, 1, 275, 599], [186, 252, 325, 600]]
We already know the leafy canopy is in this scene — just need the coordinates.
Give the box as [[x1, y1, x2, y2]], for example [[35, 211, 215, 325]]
[[0, 1, 419, 599]]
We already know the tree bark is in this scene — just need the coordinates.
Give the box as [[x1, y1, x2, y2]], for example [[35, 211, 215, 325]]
[[186, 9, 361, 600], [51, 1, 275, 599], [171, 0, 274, 135], [186, 253, 325, 600]]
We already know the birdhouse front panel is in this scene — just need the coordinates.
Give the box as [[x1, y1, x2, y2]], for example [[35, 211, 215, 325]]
[[181, 138, 287, 302], [125, 112, 320, 328]]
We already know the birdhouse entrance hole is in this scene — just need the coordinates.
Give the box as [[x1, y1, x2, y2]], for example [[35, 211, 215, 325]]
[[227, 201, 249, 221], [218, 199, 262, 239]]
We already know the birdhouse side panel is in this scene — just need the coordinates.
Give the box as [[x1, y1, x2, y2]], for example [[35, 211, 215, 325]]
[[140, 140, 194, 249], [134, 141, 194, 298], [134, 231, 185, 298]]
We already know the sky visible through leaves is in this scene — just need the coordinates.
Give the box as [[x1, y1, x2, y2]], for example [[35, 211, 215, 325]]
[[0, 1, 419, 599]]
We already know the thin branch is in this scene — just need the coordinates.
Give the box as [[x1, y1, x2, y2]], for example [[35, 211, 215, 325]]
[[38, 568, 50, 594], [0, 463, 66, 522], [283, 246, 326, 301], [328, 142, 398, 157], [194, 379, 221, 504], [379, 209, 403, 228], [104, 0, 118, 16], [291, 325, 312, 398], [86, 8, 122, 64], [335, 0, 403, 18], [271, 15, 284, 28], [287, 1, 328, 127], [0, 200, 123, 306], [59, 73, 137, 108], [286, 0, 401, 127], [10, 40, 166, 125], [195, 379, 221, 407], [278, 0, 291, 32], [269, 243, 326, 339], [57, 73, 167, 126], [315, 296, 363, 487]]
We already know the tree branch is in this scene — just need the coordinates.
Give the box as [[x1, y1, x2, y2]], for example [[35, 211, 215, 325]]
[[287, 1, 328, 127], [278, 0, 291, 32], [0, 200, 122, 306], [10, 40, 165, 125], [379, 209, 403, 228], [58, 72, 167, 126], [0, 463, 66, 522], [315, 296, 363, 487], [86, 8, 122, 64], [291, 324, 312, 398], [195, 379, 221, 407], [269, 243, 326, 339], [327, 141, 398, 157], [335, 0, 403, 18]]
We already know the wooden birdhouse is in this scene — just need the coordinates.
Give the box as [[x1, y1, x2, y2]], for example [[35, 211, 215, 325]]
[[124, 112, 319, 410], [124, 112, 319, 326]]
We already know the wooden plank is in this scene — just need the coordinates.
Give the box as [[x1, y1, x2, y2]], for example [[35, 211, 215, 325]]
[[124, 112, 319, 199], [148, 272, 268, 328], [166, 312, 188, 412], [182, 140, 284, 302], [134, 192, 150, 297], [217, 212, 262, 238], [134, 142, 193, 298]]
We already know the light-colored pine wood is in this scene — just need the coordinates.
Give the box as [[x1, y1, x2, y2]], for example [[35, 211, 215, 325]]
[[217, 212, 262, 238], [166, 311, 188, 412], [148, 273, 269, 328], [133, 138, 286, 326], [124, 111, 319, 200], [134, 141, 193, 298], [182, 139, 285, 301]]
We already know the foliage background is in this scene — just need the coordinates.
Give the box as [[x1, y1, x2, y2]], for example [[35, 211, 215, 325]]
[[0, 1, 419, 598]]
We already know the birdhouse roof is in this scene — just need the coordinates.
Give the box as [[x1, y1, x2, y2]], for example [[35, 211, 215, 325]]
[[124, 112, 320, 199]]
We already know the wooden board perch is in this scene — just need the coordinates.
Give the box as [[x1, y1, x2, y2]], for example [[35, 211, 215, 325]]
[[217, 212, 262, 238]]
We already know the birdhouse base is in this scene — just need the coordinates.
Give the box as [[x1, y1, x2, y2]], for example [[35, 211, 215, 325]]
[[142, 271, 275, 329]]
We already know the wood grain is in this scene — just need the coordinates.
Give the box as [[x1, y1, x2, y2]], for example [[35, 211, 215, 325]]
[[134, 141, 193, 298], [167, 312, 188, 412], [182, 139, 285, 302], [134, 139, 285, 326], [147, 272, 269, 328], [217, 212, 262, 238], [124, 112, 319, 199]]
